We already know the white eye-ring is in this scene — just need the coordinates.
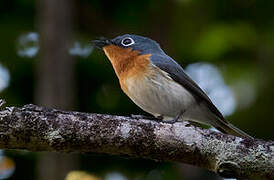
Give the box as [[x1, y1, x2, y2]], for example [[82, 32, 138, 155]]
[[121, 37, 135, 46]]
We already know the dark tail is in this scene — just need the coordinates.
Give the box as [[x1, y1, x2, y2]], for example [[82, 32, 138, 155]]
[[211, 117, 253, 139]]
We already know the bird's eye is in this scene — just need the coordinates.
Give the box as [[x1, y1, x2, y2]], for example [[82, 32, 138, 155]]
[[121, 37, 135, 46]]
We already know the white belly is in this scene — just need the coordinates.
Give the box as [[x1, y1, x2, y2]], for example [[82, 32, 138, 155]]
[[123, 65, 196, 120]]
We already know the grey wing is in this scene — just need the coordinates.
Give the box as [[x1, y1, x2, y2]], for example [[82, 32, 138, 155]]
[[149, 54, 225, 120]]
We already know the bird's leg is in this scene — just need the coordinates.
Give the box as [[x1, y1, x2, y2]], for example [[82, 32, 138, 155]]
[[165, 110, 185, 124]]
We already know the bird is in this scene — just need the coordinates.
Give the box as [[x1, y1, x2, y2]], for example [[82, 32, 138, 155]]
[[92, 34, 252, 138]]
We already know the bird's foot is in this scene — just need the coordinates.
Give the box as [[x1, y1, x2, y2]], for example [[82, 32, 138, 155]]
[[164, 119, 177, 124], [162, 111, 185, 124], [155, 115, 177, 124], [155, 115, 163, 120]]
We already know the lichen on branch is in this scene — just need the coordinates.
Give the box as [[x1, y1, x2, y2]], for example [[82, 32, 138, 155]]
[[0, 102, 273, 179]]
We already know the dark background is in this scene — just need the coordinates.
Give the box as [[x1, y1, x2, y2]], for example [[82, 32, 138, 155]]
[[0, 0, 273, 179]]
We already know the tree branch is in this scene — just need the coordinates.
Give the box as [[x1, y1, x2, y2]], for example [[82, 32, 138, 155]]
[[0, 103, 273, 179]]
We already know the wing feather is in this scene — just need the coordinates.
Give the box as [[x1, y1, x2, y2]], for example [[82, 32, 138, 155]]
[[149, 54, 225, 120]]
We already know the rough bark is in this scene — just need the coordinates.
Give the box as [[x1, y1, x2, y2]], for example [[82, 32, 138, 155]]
[[0, 103, 273, 179]]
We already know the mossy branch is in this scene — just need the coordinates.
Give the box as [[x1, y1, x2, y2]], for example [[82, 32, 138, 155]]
[[0, 102, 273, 179]]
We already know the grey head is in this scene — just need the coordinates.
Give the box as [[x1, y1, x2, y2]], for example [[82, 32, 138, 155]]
[[92, 34, 166, 55]]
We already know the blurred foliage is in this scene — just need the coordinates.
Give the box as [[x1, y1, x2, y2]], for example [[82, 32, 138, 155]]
[[0, 0, 274, 179]]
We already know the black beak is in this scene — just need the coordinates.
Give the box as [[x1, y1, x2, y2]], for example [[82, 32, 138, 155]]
[[92, 38, 112, 49]]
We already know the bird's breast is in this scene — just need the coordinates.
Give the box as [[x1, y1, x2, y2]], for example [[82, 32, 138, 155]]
[[102, 45, 196, 118], [120, 64, 196, 118]]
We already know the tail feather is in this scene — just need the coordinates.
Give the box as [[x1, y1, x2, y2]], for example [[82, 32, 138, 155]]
[[212, 118, 253, 139], [179, 103, 252, 138]]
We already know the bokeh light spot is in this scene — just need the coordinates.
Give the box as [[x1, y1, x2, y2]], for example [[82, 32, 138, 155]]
[[185, 63, 236, 117], [69, 41, 93, 58], [0, 150, 15, 179], [105, 172, 128, 180], [17, 32, 39, 58], [0, 64, 10, 92]]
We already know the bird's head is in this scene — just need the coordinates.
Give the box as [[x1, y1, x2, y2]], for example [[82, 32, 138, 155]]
[[92, 34, 164, 55], [92, 34, 165, 65], [92, 34, 166, 78]]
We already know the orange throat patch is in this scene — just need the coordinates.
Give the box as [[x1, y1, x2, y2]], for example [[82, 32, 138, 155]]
[[103, 45, 151, 94], [103, 45, 151, 79]]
